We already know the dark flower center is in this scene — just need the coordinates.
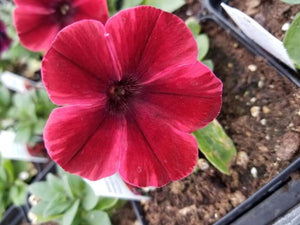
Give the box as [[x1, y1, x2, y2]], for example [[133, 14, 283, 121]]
[[53, 1, 73, 25], [107, 77, 139, 114]]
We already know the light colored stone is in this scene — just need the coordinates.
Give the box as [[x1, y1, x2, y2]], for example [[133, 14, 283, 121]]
[[197, 158, 210, 171], [282, 22, 290, 31], [248, 64, 258, 72], [179, 205, 197, 215], [230, 191, 246, 207], [236, 151, 249, 168], [258, 80, 264, 88], [250, 106, 260, 117], [250, 97, 257, 103], [260, 118, 267, 125], [251, 167, 258, 178], [262, 106, 270, 114]]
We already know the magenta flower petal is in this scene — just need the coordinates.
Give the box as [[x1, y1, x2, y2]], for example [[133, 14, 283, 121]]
[[120, 107, 198, 187], [13, 0, 109, 51], [44, 104, 126, 179], [42, 21, 116, 105], [43, 6, 223, 187], [105, 6, 198, 81], [142, 62, 222, 132]]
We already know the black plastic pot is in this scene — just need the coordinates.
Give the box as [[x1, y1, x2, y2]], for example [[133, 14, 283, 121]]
[[0, 206, 26, 225], [0, 161, 56, 225], [197, 0, 300, 88], [214, 158, 300, 225]]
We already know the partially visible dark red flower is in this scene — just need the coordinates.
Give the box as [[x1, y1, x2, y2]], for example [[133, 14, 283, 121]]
[[13, 0, 109, 52], [0, 20, 12, 57], [42, 6, 223, 187], [26, 141, 48, 157]]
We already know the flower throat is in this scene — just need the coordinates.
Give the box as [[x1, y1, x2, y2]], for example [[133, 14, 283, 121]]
[[107, 77, 139, 114]]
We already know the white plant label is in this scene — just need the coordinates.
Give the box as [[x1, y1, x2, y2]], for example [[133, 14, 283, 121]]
[[221, 3, 296, 70], [85, 174, 150, 201], [0, 71, 41, 93], [0, 131, 48, 163]]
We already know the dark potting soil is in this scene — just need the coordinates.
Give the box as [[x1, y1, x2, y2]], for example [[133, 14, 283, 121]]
[[142, 1, 300, 224], [111, 202, 138, 225]]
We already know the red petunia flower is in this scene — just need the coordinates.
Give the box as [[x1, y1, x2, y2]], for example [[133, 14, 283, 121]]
[[13, 0, 109, 52], [0, 20, 12, 57], [42, 6, 222, 187]]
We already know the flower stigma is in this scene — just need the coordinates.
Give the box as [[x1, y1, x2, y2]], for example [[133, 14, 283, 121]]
[[60, 4, 70, 16]]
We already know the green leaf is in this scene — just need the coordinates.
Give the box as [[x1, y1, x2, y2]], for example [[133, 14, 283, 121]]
[[0, 85, 11, 108], [121, 0, 143, 9], [202, 59, 214, 71], [142, 0, 185, 12], [196, 34, 209, 61], [29, 182, 57, 201], [107, 0, 117, 16], [43, 195, 72, 217], [9, 184, 27, 205], [193, 120, 237, 174], [12, 161, 31, 178], [30, 201, 49, 216], [33, 119, 46, 135], [14, 124, 32, 144], [281, 0, 300, 4], [47, 173, 65, 193], [284, 12, 300, 69], [95, 198, 119, 211], [62, 200, 80, 225], [85, 210, 111, 225], [186, 17, 201, 37], [2, 159, 14, 183], [63, 172, 85, 198], [82, 184, 98, 211]]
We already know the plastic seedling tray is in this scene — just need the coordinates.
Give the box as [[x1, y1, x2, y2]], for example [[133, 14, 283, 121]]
[[214, 158, 300, 225], [198, 0, 300, 88], [0, 206, 26, 225]]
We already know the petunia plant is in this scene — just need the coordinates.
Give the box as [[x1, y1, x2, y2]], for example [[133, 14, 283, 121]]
[[28, 167, 120, 225], [42, 6, 223, 187], [7, 88, 56, 146], [3, 0, 238, 188], [13, 0, 109, 52]]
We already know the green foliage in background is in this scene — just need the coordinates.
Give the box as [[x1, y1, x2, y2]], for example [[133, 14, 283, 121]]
[[29, 167, 122, 225], [284, 12, 300, 69], [7, 89, 56, 146], [107, 0, 185, 15], [0, 156, 36, 219], [185, 17, 214, 71], [0, 83, 12, 129]]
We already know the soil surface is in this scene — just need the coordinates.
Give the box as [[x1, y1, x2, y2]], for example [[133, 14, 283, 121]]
[[112, 202, 139, 225], [142, 1, 300, 225]]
